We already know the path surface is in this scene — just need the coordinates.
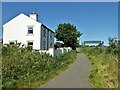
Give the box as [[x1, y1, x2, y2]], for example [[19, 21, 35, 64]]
[[40, 53, 92, 88]]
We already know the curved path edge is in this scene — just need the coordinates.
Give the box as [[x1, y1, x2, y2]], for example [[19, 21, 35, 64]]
[[39, 53, 92, 88]]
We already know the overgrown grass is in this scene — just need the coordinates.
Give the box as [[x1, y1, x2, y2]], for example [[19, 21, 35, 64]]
[[79, 46, 118, 88], [2, 45, 76, 88]]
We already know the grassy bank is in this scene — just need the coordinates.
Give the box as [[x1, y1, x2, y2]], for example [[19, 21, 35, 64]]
[[79, 47, 118, 88], [2, 45, 76, 88]]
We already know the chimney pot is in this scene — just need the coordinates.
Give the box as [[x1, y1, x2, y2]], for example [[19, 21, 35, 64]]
[[29, 12, 38, 21]]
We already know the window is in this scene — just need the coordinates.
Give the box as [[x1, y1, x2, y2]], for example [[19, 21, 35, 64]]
[[28, 42, 33, 46], [43, 41, 46, 50], [27, 42, 33, 49], [50, 42, 52, 47], [28, 30, 33, 34], [28, 27, 33, 34], [50, 32, 52, 40], [9, 42, 14, 45], [43, 28, 46, 37]]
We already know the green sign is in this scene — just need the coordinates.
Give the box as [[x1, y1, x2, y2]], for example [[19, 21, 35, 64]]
[[82, 41, 104, 45], [84, 41, 102, 43]]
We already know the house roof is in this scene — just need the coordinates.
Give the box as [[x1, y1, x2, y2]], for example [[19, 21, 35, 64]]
[[3, 13, 41, 27], [3, 13, 54, 33], [41, 24, 55, 34]]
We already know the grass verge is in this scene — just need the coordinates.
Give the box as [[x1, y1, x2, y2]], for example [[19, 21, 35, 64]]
[[79, 47, 118, 88]]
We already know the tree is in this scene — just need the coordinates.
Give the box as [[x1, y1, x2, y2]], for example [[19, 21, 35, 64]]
[[54, 42, 64, 50], [55, 23, 82, 50], [108, 37, 117, 49], [106, 37, 119, 54]]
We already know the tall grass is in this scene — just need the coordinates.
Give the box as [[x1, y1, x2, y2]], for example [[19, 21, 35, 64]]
[[2, 44, 76, 88], [80, 47, 118, 88]]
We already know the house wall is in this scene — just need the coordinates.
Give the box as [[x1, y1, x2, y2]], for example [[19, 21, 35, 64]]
[[41, 25, 54, 50], [41, 25, 48, 50], [39, 47, 72, 56], [39, 48, 54, 56], [3, 13, 41, 50], [48, 31, 54, 48], [40, 47, 72, 56]]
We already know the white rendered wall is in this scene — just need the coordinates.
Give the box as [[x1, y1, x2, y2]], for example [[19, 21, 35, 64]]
[[3, 13, 41, 50], [39, 48, 54, 56]]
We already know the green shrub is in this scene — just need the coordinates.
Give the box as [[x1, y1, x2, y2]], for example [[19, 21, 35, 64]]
[[2, 45, 76, 88]]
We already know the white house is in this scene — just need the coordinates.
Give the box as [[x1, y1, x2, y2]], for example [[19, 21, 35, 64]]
[[3, 12, 55, 53]]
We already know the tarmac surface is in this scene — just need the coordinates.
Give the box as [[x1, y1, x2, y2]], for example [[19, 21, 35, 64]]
[[40, 53, 92, 88]]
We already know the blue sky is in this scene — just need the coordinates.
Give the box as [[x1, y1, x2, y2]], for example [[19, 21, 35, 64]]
[[2, 2, 118, 45]]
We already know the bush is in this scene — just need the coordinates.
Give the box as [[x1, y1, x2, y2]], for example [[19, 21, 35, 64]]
[[2, 45, 76, 88]]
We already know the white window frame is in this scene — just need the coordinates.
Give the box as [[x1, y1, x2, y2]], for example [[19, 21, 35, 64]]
[[27, 25, 34, 35], [27, 40, 34, 49], [9, 40, 15, 45]]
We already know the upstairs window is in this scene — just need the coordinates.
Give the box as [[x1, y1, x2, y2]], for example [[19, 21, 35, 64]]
[[43, 28, 46, 37], [43, 41, 46, 50], [28, 27, 33, 34], [50, 32, 52, 40]]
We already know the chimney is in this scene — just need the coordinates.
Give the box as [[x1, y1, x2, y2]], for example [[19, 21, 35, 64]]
[[29, 12, 38, 21]]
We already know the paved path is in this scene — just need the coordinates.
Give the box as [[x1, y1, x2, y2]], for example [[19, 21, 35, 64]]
[[40, 53, 92, 88]]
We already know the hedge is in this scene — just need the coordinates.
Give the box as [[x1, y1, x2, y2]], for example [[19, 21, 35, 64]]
[[2, 44, 76, 88]]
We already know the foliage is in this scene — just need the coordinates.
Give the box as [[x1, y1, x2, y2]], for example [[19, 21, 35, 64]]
[[106, 37, 120, 54], [55, 23, 82, 50], [80, 46, 118, 88], [2, 44, 76, 88], [54, 42, 64, 50], [80, 37, 119, 88]]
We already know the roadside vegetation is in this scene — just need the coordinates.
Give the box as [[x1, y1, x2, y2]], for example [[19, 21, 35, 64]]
[[2, 23, 81, 89], [2, 43, 76, 88], [79, 37, 119, 88]]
